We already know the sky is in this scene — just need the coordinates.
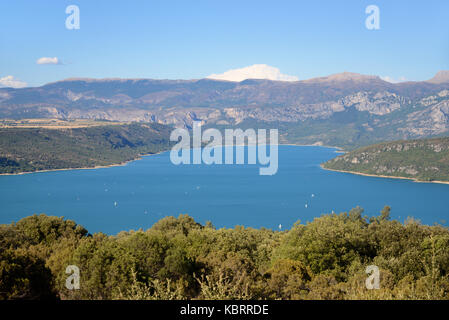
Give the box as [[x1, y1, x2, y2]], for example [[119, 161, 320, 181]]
[[1, 0, 449, 87]]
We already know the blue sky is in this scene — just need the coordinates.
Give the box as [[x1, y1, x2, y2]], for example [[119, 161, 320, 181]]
[[1, 0, 449, 87]]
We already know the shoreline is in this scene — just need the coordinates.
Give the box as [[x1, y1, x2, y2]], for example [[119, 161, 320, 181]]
[[0, 150, 167, 177], [0, 144, 372, 178], [0, 143, 335, 176], [321, 165, 449, 185], [280, 143, 345, 152], [1, 143, 448, 185]]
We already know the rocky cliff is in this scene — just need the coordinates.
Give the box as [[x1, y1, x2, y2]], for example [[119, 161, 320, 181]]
[[1, 72, 449, 148]]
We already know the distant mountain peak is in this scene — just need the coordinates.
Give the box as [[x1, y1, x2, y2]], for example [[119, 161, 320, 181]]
[[427, 71, 449, 84], [304, 72, 381, 83]]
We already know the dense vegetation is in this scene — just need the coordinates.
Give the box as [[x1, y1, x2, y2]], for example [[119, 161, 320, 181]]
[[322, 137, 449, 182], [1, 207, 449, 300], [0, 123, 172, 174]]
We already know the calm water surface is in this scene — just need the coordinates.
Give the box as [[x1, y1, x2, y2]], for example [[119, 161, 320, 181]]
[[1, 146, 448, 234]]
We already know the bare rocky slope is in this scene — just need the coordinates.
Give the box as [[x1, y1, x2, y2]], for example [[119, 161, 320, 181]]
[[1, 71, 449, 148]]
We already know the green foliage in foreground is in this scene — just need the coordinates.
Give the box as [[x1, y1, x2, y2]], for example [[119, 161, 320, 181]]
[[0, 123, 173, 174], [323, 137, 449, 182], [1, 207, 449, 300]]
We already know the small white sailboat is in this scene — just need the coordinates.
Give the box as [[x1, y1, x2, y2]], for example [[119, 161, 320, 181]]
[[278, 224, 282, 230], [114, 201, 118, 207], [305, 204, 308, 208]]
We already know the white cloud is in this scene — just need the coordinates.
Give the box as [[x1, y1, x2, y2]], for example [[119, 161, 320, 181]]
[[380, 75, 408, 83], [207, 64, 299, 82], [36, 57, 61, 65], [0, 75, 27, 88]]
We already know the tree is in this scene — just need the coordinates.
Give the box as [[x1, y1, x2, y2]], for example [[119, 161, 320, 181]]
[[0, 248, 56, 300]]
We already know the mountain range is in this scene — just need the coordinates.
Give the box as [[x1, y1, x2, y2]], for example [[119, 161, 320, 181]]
[[1, 71, 449, 149]]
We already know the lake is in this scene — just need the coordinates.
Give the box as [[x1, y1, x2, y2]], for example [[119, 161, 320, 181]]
[[1, 145, 448, 234]]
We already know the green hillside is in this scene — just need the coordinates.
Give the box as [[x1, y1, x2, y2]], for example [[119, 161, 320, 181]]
[[1, 209, 449, 300], [323, 137, 449, 182], [0, 123, 173, 174]]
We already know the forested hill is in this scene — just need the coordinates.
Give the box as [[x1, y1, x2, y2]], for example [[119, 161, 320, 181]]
[[322, 137, 449, 182], [1, 209, 449, 300], [0, 122, 173, 174]]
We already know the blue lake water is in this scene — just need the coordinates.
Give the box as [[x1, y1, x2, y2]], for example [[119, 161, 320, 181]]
[[1, 145, 448, 234]]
